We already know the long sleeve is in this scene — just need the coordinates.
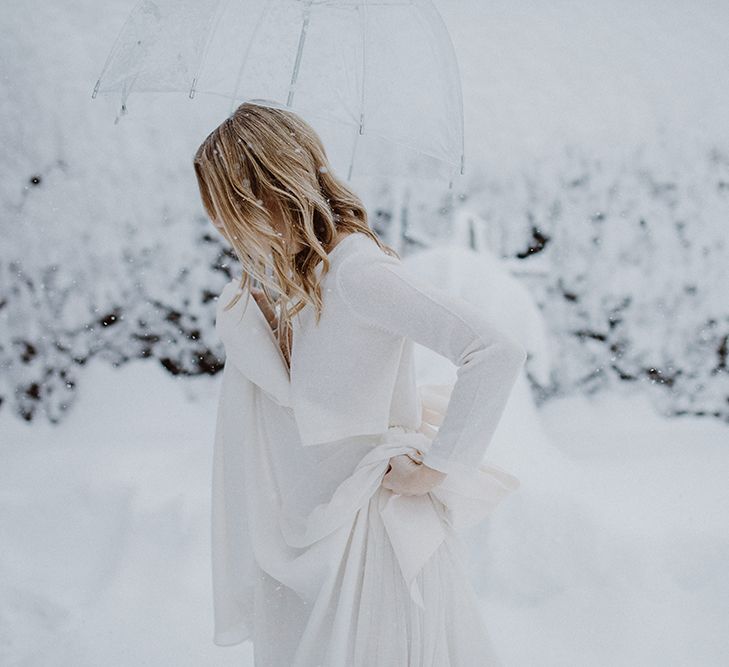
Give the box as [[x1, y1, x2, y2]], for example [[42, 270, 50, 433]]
[[335, 252, 527, 476], [215, 280, 293, 410]]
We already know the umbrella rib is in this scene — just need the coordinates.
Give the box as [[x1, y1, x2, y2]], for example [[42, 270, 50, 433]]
[[228, 0, 275, 113], [92, 0, 144, 99], [425, 1, 465, 173], [347, 0, 367, 180], [359, 0, 367, 135], [190, 0, 231, 99], [287, 0, 314, 107]]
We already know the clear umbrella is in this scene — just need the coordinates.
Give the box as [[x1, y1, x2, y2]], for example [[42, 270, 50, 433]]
[[92, 0, 465, 184]]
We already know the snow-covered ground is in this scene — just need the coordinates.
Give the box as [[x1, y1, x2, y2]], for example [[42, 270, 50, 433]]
[[482, 389, 729, 667], [2, 359, 727, 666], [2, 1, 728, 664]]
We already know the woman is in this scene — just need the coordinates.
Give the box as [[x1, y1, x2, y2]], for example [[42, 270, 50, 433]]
[[194, 101, 526, 666]]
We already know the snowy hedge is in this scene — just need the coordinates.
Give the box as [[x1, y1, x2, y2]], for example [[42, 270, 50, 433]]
[[464, 142, 729, 422], [2, 142, 728, 424], [1, 216, 230, 422]]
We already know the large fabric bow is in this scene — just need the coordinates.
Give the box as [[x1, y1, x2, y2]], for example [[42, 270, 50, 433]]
[[278, 383, 520, 609], [379, 383, 520, 608]]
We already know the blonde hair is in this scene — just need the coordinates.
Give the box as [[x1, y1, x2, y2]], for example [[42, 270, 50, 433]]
[[193, 101, 397, 363]]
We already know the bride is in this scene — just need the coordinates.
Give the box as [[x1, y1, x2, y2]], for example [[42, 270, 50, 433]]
[[193, 100, 526, 666]]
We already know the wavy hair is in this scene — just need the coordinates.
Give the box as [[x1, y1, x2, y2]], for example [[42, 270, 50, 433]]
[[193, 101, 397, 365]]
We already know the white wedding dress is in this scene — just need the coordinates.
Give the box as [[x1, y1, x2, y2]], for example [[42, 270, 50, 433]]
[[213, 370, 518, 666], [211, 233, 525, 665]]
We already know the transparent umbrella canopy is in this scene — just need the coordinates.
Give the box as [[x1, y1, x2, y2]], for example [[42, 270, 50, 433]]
[[92, 0, 465, 184]]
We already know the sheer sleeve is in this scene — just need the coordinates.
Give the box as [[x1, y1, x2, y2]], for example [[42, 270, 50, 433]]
[[336, 252, 527, 475]]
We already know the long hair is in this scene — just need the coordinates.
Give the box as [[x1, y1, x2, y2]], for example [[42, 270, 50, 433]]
[[193, 101, 397, 364]]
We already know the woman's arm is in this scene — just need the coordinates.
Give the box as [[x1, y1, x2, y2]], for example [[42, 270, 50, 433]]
[[336, 252, 527, 476]]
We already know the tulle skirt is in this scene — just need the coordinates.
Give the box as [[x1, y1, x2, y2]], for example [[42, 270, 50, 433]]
[[252, 482, 503, 667]]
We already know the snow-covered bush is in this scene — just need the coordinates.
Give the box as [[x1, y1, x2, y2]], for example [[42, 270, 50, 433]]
[[2, 141, 727, 424], [464, 141, 729, 421], [0, 217, 236, 423]]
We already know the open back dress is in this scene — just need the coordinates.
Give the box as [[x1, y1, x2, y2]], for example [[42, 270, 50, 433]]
[[211, 231, 526, 666]]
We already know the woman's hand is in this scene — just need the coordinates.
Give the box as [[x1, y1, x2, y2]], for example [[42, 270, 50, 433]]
[[381, 452, 447, 496]]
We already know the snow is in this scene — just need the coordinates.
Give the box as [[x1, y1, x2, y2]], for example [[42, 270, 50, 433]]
[[2, 0, 729, 663], [2, 359, 727, 666], [481, 389, 729, 666]]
